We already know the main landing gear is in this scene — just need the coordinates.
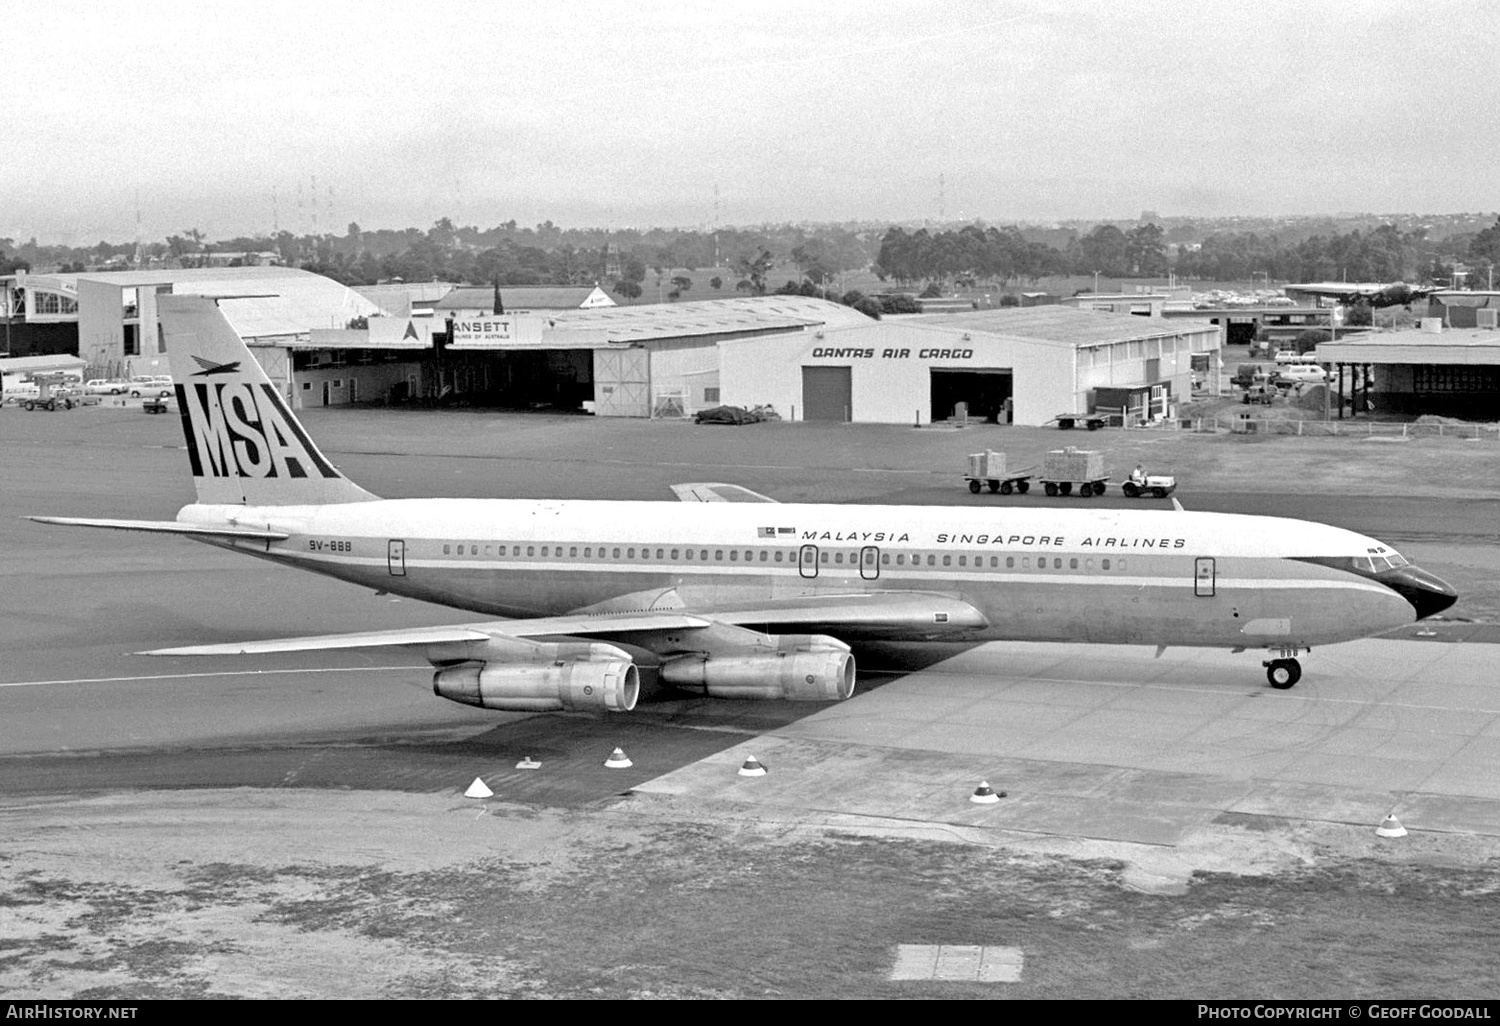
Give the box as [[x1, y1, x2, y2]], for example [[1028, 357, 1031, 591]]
[[1262, 648, 1303, 689]]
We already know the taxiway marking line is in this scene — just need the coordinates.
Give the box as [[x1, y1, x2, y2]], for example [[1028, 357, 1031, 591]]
[[0, 665, 424, 688]]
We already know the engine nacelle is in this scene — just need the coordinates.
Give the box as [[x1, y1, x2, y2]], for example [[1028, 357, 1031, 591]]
[[433, 655, 639, 712], [661, 647, 856, 701]]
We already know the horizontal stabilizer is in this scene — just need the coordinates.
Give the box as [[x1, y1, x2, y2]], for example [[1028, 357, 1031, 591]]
[[670, 482, 779, 503], [27, 515, 290, 541]]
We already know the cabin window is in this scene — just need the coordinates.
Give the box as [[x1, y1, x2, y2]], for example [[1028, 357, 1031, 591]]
[[1022, 557, 1031, 569], [583, 547, 591, 557], [471, 545, 478, 555], [700, 550, 708, 560], [570, 547, 578, 558], [759, 551, 768, 562], [1102, 558, 1110, 570], [731, 550, 739, 561], [895, 554, 905, 566], [442, 544, 451, 555], [626, 547, 635, 558], [774, 551, 783, 562], [684, 548, 693, 560], [942, 555, 951, 567], [957, 556, 966, 567], [612, 548, 620, 558], [656, 548, 664, 559], [925, 555, 934, 566], [715, 550, 723, 561], [1006, 557, 1014, 568], [671, 549, 680, 559], [820, 551, 829, 564], [834, 552, 843, 564], [1070, 558, 1078, 569], [744, 550, 753, 561], [881, 553, 890, 565], [990, 556, 999, 568], [541, 546, 550, 557]]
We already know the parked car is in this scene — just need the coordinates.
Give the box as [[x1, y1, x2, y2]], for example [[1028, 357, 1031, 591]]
[[1274, 364, 1328, 385], [84, 378, 133, 395], [127, 375, 173, 398]]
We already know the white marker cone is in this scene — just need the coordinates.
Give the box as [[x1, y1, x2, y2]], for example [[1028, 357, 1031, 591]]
[[970, 780, 1002, 804], [1376, 814, 1408, 838], [515, 756, 542, 770], [464, 777, 494, 799], [604, 747, 633, 769], [738, 755, 767, 777]]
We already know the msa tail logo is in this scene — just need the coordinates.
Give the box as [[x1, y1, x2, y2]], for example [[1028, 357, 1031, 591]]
[[191, 355, 241, 376], [178, 382, 340, 480]]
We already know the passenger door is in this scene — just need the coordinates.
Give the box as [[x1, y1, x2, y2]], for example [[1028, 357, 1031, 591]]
[[388, 539, 406, 577], [859, 545, 880, 581]]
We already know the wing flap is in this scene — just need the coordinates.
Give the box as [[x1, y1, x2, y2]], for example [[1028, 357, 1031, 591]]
[[28, 516, 290, 541]]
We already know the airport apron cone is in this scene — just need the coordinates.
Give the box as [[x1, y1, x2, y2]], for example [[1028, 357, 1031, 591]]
[[464, 777, 494, 799], [738, 754, 767, 777], [970, 780, 1003, 804], [604, 747, 633, 769], [1376, 814, 1408, 838]]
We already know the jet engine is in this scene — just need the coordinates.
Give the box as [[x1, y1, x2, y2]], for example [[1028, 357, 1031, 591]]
[[432, 640, 639, 713], [660, 634, 856, 701]]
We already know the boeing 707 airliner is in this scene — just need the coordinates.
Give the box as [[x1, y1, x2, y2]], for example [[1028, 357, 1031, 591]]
[[29, 295, 1457, 712]]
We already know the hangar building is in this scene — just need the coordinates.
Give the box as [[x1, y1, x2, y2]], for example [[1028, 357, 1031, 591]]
[[719, 306, 1222, 427]]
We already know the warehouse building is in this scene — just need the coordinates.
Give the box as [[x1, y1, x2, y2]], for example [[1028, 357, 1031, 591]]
[[1315, 319, 1500, 420], [718, 306, 1222, 427]]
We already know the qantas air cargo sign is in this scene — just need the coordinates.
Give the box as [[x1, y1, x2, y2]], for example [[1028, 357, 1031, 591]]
[[178, 380, 340, 479]]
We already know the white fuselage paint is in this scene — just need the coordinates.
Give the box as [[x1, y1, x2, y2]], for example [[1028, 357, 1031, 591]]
[[178, 499, 1416, 648]]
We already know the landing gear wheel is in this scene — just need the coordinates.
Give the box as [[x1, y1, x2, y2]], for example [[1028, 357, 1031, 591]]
[[1265, 658, 1301, 689], [1044, 482, 1058, 497], [968, 479, 981, 494], [1016, 480, 1030, 494], [999, 480, 1013, 495], [987, 480, 1000, 493], [1059, 482, 1073, 496]]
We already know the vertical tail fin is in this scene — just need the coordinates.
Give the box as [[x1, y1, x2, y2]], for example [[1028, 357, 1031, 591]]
[[160, 295, 377, 506]]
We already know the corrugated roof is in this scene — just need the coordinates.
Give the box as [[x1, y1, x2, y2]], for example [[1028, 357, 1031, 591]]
[[905, 305, 1218, 347], [434, 286, 606, 310], [542, 295, 874, 345]]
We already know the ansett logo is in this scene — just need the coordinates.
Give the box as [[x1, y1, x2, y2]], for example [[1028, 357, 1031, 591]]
[[180, 381, 339, 480]]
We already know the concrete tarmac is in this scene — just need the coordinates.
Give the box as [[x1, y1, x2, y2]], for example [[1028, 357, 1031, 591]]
[[2, 404, 1496, 850]]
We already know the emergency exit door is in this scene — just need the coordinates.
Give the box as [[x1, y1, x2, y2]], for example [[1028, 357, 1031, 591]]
[[1194, 557, 1215, 597]]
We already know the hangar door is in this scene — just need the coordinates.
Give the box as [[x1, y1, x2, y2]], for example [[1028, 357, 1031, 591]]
[[931, 369, 1012, 423], [802, 366, 852, 421], [593, 347, 650, 418]]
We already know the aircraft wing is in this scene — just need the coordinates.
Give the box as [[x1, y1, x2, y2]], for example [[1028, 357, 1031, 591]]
[[141, 612, 715, 656], [141, 592, 984, 656], [28, 515, 290, 541], [669, 482, 779, 503]]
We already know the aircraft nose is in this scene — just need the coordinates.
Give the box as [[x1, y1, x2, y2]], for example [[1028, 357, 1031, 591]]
[[1378, 566, 1458, 620]]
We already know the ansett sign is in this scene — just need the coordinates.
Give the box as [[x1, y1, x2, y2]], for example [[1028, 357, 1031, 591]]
[[450, 314, 544, 347]]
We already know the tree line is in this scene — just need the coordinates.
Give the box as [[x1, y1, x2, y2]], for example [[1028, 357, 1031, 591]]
[[5, 213, 1498, 296]]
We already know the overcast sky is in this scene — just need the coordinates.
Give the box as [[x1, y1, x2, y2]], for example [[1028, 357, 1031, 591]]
[[6, 0, 1496, 245]]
